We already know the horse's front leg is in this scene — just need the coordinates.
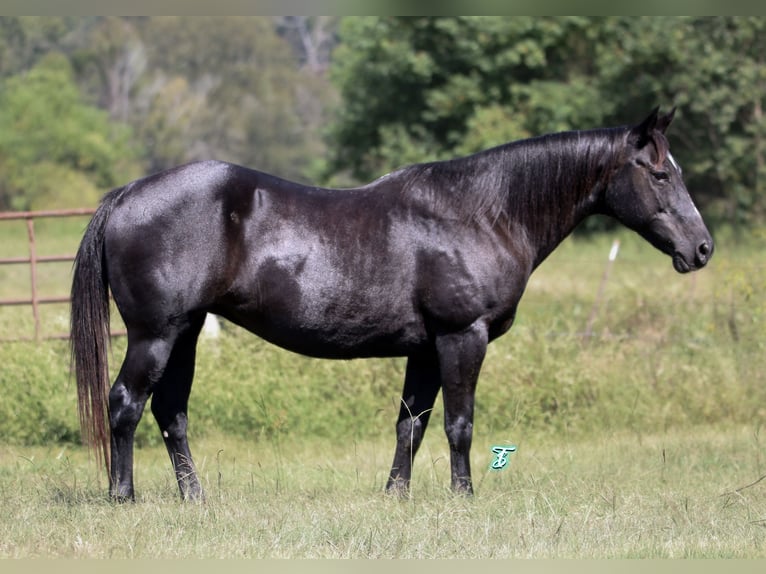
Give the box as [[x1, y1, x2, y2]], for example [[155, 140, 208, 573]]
[[386, 348, 441, 495], [435, 321, 488, 495]]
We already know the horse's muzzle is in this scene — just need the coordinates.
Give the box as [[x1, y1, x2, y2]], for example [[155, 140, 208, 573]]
[[673, 238, 713, 273]]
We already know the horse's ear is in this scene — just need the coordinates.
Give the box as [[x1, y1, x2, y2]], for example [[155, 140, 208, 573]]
[[655, 106, 676, 134], [629, 107, 660, 148]]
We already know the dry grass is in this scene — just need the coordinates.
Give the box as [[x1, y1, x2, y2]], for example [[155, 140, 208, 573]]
[[1, 219, 765, 557], [1, 425, 764, 558]]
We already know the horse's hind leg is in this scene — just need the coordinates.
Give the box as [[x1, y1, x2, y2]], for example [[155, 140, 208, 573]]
[[150, 314, 206, 501], [109, 333, 177, 501], [385, 348, 441, 495]]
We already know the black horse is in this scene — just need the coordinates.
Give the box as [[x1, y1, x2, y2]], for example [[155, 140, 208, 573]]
[[71, 108, 713, 501]]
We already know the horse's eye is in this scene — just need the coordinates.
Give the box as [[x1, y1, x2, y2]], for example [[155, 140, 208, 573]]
[[651, 170, 669, 182]]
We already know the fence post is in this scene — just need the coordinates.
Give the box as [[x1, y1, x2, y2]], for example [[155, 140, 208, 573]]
[[0, 208, 107, 342], [25, 217, 41, 341], [583, 239, 620, 342]]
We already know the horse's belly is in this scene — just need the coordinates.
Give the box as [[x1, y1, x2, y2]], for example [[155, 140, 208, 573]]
[[218, 269, 423, 358], [221, 304, 427, 359]]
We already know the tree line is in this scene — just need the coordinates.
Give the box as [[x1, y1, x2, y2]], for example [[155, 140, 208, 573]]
[[0, 16, 337, 210], [0, 16, 763, 228]]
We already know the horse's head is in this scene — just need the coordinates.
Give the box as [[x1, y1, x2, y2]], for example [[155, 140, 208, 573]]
[[603, 107, 713, 273]]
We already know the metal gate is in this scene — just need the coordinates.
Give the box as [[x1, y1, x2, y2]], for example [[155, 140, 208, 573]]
[[0, 208, 98, 341]]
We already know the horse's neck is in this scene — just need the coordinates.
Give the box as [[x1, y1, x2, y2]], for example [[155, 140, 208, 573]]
[[532, 185, 601, 269], [501, 135, 611, 268]]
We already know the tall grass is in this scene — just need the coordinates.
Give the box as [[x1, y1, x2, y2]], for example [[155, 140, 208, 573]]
[[1, 219, 765, 557], [1, 425, 764, 558], [0, 226, 764, 447]]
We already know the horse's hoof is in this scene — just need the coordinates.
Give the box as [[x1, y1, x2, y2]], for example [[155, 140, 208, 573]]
[[384, 479, 411, 499], [110, 492, 135, 503], [181, 489, 206, 503]]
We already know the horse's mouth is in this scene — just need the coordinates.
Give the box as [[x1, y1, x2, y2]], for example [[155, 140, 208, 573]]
[[672, 252, 692, 273], [673, 252, 711, 273]]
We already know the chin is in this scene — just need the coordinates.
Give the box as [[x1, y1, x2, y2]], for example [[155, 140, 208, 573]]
[[672, 253, 692, 273]]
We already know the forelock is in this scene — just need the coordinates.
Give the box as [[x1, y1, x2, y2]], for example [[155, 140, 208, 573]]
[[651, 132, 670, 168]]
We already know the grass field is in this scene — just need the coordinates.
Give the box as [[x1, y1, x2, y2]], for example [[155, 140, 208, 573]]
[[0, 426, 764, 558], [0, 215, 765, 557]]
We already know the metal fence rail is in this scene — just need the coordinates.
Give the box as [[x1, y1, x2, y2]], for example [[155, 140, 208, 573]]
[[0, 208, 98, 341]]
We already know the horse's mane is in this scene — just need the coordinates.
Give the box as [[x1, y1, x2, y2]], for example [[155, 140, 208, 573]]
[[397, 126, 630, 241]]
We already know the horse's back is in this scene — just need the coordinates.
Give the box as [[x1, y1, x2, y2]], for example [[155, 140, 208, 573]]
[[100, 160, 416, 343]]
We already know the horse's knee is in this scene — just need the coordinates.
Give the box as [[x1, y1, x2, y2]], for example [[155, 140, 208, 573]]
[[396, 415, 425, 446], [445, 416, 473, 451]]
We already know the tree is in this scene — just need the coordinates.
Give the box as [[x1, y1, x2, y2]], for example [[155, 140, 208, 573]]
[[274, 16, 338, 75], [326, 16, 766, 226], [674, 18, 766, 225], [70, 16, 147, 122], [131, 16, 324, 180], [0, 16, 78, 78], [326, 16, 601, 183], [0, 53, 141, 210], [595, 17, 766, 225], [0, 16, 339, 205]]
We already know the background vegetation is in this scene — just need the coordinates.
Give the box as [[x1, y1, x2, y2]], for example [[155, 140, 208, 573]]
[[0, 225, 763, 450], [1, 227, 765, 558], [0, 16, 765, 227], [0, 16, 765, 557]]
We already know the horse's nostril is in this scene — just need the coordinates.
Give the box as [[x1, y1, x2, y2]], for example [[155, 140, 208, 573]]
[[696, 240, 712, 265]]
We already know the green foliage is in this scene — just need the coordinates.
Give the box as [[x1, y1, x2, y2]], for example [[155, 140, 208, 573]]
[[595, 17, 766, 226], [0, 17, 79, 78], [132, 17, 314, 179], [0, 228, 763, 450], [0, 52, 141, 210], [2, 16, 763, 225], [190, 333, 403, 444], [327, 16, 766, 227], [328, 17, 600, 181], [0, 16, 339, 210], [0, 342, 79, 445]]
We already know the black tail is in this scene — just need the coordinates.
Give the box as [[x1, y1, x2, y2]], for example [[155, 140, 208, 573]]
[[70, 188, 124, 473]]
